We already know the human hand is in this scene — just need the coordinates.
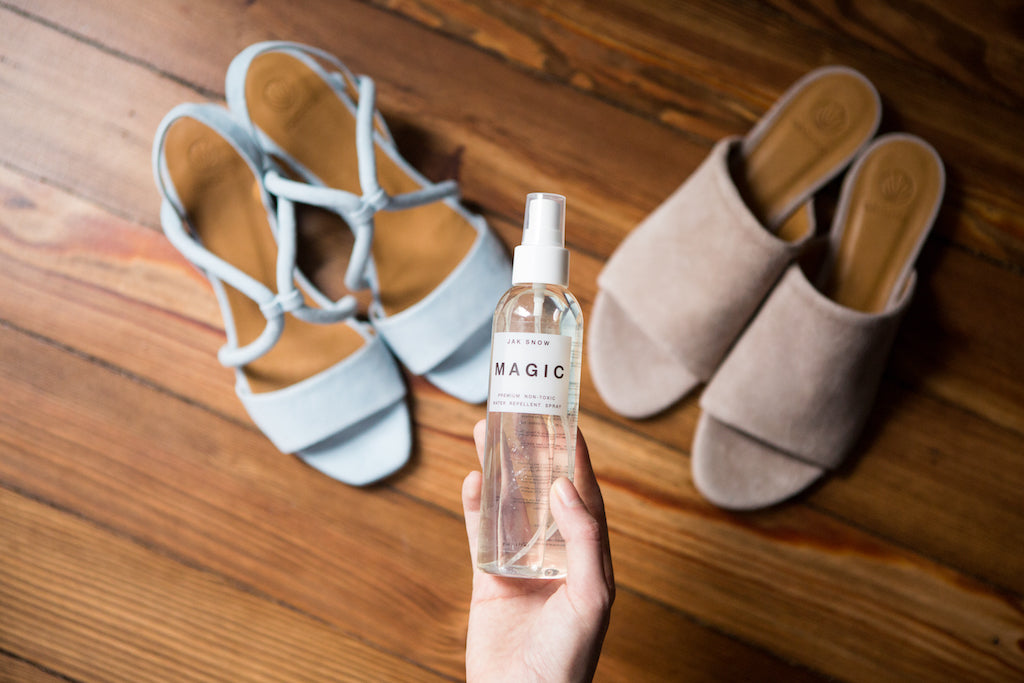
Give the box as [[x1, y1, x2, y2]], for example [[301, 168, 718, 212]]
[[462, 419, 615, 682]]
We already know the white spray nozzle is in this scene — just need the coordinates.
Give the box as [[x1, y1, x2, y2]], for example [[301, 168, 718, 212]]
[[523, 193, 566, 248], [512, 193, 570, 287]]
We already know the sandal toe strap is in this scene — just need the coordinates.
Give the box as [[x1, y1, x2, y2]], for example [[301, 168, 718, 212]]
[[700, 264, 914, 468], [597, 138, 812, 382], [371, 227, 510, 375], [237, 331, 405, 454]]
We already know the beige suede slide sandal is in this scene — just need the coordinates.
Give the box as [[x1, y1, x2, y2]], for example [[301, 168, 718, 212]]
[[692, 133, 945, 510], [590, 66, 880, 419]]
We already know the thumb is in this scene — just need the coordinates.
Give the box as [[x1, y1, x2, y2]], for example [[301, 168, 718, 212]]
[[550, 477, 611, 613]]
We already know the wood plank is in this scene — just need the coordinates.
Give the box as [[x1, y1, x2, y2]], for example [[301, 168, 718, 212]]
[[888, 243, 1024, 435], [408, 400, 1024, 681], [4, 322, 1022, 681], [361, 0, 1024, 265], [0, 654, 67, 683], [393, 0, 1024, 109], [0, 323, 478, 677], [600, 588, 827, 683], [811, 381, 1024, 591], [0, 6, 188, 228], [0, 326, 827, 681], [414, 373, 1024, 598], [0, 487, 447, 682], [6, 0, 1024, 269], [0, 0, 654, 258]]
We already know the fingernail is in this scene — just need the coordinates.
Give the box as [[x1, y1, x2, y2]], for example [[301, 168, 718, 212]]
[[554, 477, 581, 507]]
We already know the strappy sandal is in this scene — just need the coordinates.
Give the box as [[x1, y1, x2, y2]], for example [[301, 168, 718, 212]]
[[590, 66, 881, 418], [152, 103, 411, 486], [225, 41, 511, 404], [693, 133, 945, 510]]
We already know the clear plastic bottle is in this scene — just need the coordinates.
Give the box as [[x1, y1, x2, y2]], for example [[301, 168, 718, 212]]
[[478, 193, 583, 579]]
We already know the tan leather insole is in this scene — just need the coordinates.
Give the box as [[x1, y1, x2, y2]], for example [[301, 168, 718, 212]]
[[822, 138, 942, 313], [742, 71, 879, 240], [163, 118, 365, 394], [243, 52, 476, 316]]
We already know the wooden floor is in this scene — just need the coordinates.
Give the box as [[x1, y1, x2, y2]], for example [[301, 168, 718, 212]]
[[2, 1, 1023, 681]]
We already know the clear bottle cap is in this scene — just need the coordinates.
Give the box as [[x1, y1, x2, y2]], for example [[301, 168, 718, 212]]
[[513, 193, 570, 286]]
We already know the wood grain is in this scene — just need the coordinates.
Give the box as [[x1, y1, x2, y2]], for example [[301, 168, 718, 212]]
[[1, 488, 446, 682], [1, 0, 1023, 681], [0, 322, 823, 681], [362, 0, 1024, 264]]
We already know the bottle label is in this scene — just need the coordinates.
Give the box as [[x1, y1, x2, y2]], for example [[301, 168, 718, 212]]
[[488, 332, 571, 417]]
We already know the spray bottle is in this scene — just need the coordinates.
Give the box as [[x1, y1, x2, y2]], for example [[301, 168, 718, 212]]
[[477, 193, 583, 579]]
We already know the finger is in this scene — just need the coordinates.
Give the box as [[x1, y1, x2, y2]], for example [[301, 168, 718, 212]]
[[571, 429, 604, 523], [462, 470, 483, 567], [550, 477, 612, 616], [473, 418, 487, 468], [569, 429, 615, 595]]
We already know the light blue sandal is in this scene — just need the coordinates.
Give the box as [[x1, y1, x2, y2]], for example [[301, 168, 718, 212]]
[[152, 103, 411, 486], [225, 41, 510, 404]]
